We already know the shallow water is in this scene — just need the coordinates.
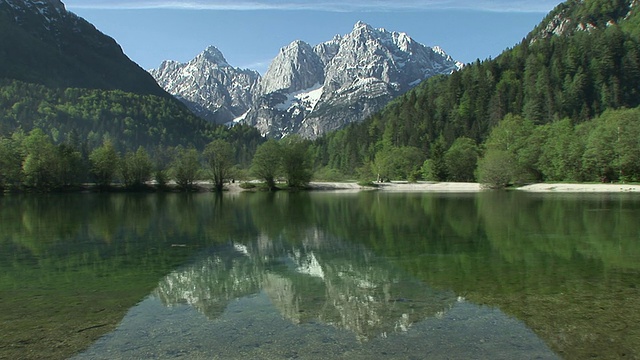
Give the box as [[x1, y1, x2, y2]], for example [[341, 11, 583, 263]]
[[1, 191, 639, 359]]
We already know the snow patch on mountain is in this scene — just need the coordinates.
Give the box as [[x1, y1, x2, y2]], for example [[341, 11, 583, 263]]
[[275, 83, 324, 112], [152, 21, 461, 138]]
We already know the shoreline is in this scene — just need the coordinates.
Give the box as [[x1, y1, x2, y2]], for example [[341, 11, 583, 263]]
[[229, 181, 640, 193], [5, 181, 640, 194], [515, 183, 640, 193]]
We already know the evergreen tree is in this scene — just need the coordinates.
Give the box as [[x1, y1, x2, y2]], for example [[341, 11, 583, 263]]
[[427, 136, 447, 181]]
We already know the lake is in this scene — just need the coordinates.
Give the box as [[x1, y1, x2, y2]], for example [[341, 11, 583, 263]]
[[1, 191, 638, 359]]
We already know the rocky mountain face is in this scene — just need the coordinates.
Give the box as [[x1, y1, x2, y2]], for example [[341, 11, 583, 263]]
[[151, 21, 462, 138], [0, 0, 169, 97], [530, 0, 639, 42], [149, 46, 260, 124]]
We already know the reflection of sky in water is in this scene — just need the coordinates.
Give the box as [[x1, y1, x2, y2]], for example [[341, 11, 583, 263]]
[[75, 293, 558, 359]]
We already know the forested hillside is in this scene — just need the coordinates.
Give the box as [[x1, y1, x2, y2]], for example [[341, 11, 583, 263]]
[[311, 0, 640, 185], [0, 0, 168, 97], [0, 80, 215, 150], [0, 80, 264, 191], [0, 0, 265, 192]]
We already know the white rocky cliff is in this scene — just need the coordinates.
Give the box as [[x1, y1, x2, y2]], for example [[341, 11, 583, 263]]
[[149, 46, 260, 125], [151, 22, 462, 138]]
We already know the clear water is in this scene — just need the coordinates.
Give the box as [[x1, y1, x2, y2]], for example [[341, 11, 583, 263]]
[[1, 191, 638, 359]]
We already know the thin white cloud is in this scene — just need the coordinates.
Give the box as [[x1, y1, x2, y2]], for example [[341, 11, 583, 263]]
[[64, 0, 559, 13]]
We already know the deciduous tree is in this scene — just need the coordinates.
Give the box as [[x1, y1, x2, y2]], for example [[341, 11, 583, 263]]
[[171, 147, 201, 190], [280, 136, 312, 188], [89, 139, 119, 187], [444, 137, 479, 182], [251, 139, 282, 190], [203, 139, 235, 192], [121, 146, 153, 188]]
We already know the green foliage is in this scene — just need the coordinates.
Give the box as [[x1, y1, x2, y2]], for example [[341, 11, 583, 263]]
[[444, 137, 479, 182], [21, 129, 57, 190], [154, 169, 169, 189], [426, 136, 447, 181], [239, 182, 257, 190], [251, 140, 282, 190], [280, 136, 312, 188], [582, 108, 640, 182], [0, 4, 168, 97], [538, 118, 586, 181], [170, 147, 201, 190], [475, 107, 640, 185], [374, 146, 425, 182], [313, 166, 346, 182], [120, 147, 153, 188], [0, 132, 25, 189], [89, 139, 119, 187], [357, 180, 379, 188], [0, 80, 264, 155], [420, 159, 434, 182], [477, 150, 516, 189], [203, 139, 235, 192], [54, 143, 84, 187], [484, 114, 542, 183]]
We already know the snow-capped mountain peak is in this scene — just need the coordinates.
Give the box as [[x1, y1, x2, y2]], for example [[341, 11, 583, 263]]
[[259, 40, 324, 95], [149, 46, 260, 125], [151, 21, 461, 138], [198, 45, 230, 67]]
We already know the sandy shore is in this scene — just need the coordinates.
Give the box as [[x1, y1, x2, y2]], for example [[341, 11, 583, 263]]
[[516, 183, 640, 193], [308, 181, 483, 192], [227, 181, 482, 192], [226, 181, 640, 193]]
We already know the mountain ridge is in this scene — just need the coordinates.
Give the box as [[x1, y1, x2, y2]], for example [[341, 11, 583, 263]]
[[151, 21, 462, 138]]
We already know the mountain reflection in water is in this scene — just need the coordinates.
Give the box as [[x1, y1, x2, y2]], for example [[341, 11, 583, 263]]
[[76, 228, 558, 359], [155, 230, 455, 341]]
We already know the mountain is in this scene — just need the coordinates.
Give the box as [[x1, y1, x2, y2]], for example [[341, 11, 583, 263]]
[[0, 0, 264, 158], [0, 0, 168, 97], [530, 0, 640, 40], [149, 46, 260, 124], [310, 0, 640, 180], [151, 22, 462, 138]]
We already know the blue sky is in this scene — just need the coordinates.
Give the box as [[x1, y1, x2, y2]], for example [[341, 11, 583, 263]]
[[64, 0, 560, 74]]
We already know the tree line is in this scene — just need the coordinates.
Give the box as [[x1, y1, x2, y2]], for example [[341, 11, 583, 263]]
[[0, 128, 314, 192], [308, 106, 640, 188], [4, 107, 640, 192]]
